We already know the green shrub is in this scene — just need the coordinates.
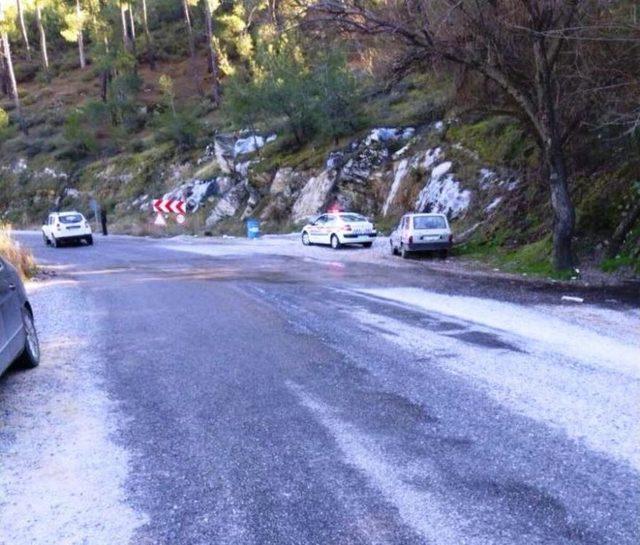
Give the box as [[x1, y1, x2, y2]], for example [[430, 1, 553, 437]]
[[448, 116, 537, 167], [63, 109, 98, 156], [0, 108, 18, 140], [224, 38, 365, 146], [155, 109, 203, 150]]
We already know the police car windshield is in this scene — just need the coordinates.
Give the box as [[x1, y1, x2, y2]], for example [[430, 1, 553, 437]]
[[339, 214, 367, 223], [59, 214, 83, 224], [413, 216, 446, 229]]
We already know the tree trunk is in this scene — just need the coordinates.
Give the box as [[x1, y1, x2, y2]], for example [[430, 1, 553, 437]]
[[269, 0, 282, 30], [100, 70, 108, 102], [546, 145, 575, 271], [0, 48, 9, 96], [1, 32, 26, 134], [181, 0, 202, 95], [532, 37, 575, 271], [16, 0, 32, 61], [76, 0, 86, 68], [607, 199, 640, 258], [202, 0, 221, 106], [182, 0, 195, 60], [120, 2, 131, 51], [35, 2, 50, 75], [128, 2, 137, 56], [140, 0, 155, 69]]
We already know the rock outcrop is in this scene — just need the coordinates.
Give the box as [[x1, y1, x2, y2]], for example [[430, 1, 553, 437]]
[[115, 124, 518, 234]]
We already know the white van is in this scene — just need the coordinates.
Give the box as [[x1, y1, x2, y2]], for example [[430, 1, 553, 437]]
[[389, 213, 452, 258]]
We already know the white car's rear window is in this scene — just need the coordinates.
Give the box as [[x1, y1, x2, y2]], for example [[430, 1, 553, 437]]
[[339, 214, 367, 222], [413, 216, 447, 229], [59, 214, 83, 224]]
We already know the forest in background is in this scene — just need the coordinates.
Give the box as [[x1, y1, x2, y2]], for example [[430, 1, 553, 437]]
[[1, 0, 639, 274]]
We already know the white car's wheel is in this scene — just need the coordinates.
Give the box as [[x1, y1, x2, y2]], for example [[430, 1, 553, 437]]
[[301, 231, 311, 246], [42, 233, 50, 246], [389, 240, 396, 255], [51, 236, 59, 248], [330, 234, 341, 250], [401, 244, 409, 259]]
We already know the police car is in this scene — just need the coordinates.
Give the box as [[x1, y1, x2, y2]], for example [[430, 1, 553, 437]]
[[301, 212, 377, 249]]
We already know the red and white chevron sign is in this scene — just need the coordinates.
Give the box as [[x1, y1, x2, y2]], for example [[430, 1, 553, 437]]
[[153, 199, 186, 215]]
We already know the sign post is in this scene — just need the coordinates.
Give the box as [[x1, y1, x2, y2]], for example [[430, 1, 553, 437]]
[[89, 198, 100, 232]]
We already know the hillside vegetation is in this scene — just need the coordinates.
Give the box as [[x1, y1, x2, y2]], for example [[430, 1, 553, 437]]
[[0, 0, 639, 275]]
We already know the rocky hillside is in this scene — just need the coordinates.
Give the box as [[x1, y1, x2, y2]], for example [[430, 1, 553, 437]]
[[2, 95, 638, 280], [1, 2, 639, 277]]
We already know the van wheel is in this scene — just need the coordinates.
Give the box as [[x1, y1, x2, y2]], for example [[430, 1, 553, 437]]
[[330, 234, 341, 249]]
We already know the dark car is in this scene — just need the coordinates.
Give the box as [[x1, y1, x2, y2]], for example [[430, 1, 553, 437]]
[[0, 256, 40, 375]]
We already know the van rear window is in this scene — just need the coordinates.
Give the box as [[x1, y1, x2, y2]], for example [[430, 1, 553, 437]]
[[413, 216, 446, 229], [59, 214, 83, 224]]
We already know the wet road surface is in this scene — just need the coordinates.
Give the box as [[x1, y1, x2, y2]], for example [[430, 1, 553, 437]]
[[1, 233, 639, 545]]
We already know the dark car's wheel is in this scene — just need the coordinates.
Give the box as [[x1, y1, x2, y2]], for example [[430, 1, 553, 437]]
[[301, 231, 311, 246], [362, 242, 373, 248], [330, 234, 341, 249], [16, 307, 40, 368]]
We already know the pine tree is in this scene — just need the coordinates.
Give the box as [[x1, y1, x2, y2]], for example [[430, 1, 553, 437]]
[[15, 0, 31, 60], [0, 0, 25, 133], [202, 0, 221, 106], [34, 0, 49, 75]]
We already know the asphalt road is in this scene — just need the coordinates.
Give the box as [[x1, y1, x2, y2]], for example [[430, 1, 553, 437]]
[[1, 233, 639, 545]]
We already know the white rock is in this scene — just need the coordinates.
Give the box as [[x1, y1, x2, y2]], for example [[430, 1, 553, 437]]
[[561, 296, 585, 303], [233, 133, 276, 157], [270, 168, 294, 195], [382, 159, 409, 216], [291, 170, 336, 222], [431, 161, 452, 179], [205, 184, 246, 227], [415, 159, 471, 218], [485, 197, 502, 212]]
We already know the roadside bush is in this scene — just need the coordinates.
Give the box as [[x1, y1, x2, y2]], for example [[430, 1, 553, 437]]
[[155, 109, 203, 150], [0, 225, 37, 279], [0, 108, 14, 140], [63, 109, 98, 156]]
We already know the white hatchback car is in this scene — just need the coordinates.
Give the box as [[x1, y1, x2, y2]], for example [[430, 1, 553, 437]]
[[389, 213, 452, 258], [42, 211, 93, 247], [301, 213, 377, 249]]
